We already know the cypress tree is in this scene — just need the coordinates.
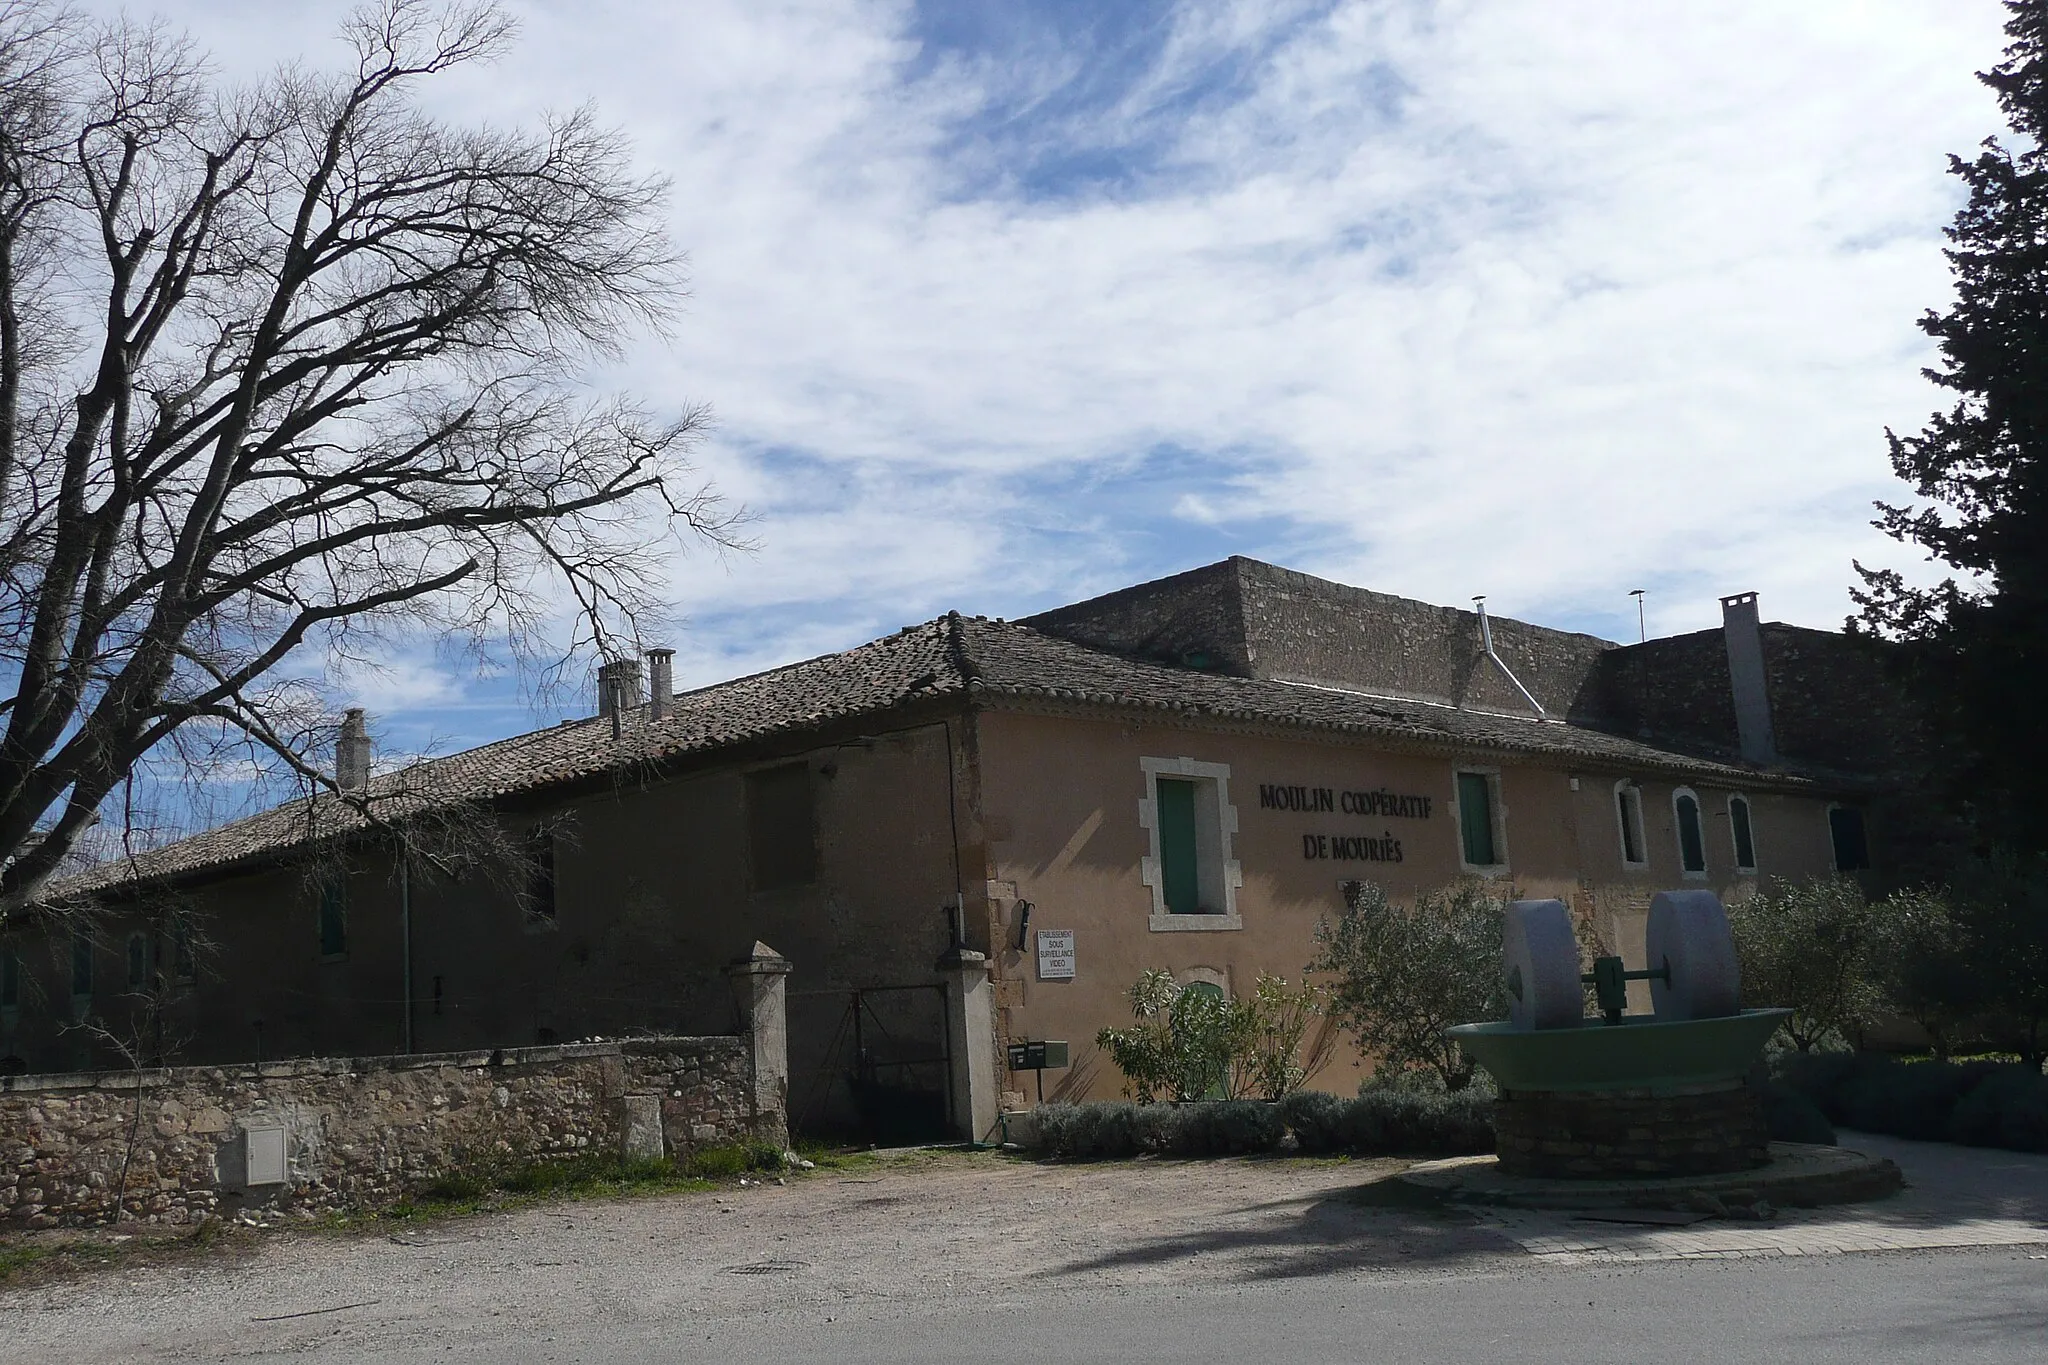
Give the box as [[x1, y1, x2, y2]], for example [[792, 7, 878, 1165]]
[[1855, 0, 2048, 853]]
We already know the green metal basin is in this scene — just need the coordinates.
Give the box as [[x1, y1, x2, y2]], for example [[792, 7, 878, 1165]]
[[1447, 1009, 1791, 1094]]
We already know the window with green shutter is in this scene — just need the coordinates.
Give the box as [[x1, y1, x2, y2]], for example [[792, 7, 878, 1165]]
[[1675, 791, 1707, 874], [1730, 795, 1757, 871], [1829, 806, 1870, 871], [1156, 777, 1201, 914], [318, 877, 348, 958], [1456, 771, 1497, 867], [70, 928, 93, 997]]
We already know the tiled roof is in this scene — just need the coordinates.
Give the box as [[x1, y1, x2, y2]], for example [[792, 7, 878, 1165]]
[[58, 614, 1824, 896]]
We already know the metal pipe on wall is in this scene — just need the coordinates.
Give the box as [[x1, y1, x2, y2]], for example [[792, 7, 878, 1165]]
[[1473, 596, 1554, 722]]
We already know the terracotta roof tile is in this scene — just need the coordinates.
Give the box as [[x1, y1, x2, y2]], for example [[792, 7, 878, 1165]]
[[58, 614, 1825, 896]]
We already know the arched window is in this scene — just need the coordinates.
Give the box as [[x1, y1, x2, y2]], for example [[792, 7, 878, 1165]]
[[1673, 788, 1707, 876], [1613, 780, 1647, 868], [1728, 795, 1758, 873]]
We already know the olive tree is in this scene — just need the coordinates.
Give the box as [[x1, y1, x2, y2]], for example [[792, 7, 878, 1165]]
[[1309, 879, 1511, 1092], [1728, 876, 1891, 1052], [0, 0, 732, 916]]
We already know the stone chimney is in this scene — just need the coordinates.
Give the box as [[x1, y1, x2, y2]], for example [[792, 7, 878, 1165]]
[[1720, 592, 1777, 765], [596, 658, 644, 721], [645, 647, 674, 721], [336, 708, 371, 792]]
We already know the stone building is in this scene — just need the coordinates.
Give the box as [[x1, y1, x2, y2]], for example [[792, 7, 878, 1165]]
[[0, 558, 1912, 1141]]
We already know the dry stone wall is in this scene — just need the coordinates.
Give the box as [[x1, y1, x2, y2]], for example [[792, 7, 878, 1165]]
[[0, 1036, 765, 1229]]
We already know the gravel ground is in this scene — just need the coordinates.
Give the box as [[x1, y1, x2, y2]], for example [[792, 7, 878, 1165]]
[[1, 1136, 2042, 1362], [0, 1150, 1511, 1360]]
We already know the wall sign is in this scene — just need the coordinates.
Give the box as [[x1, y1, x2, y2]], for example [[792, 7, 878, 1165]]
[[1302, 832, 1404, 864], [1036, 929, 1076, 980], [1258, 784, 1433, 819]]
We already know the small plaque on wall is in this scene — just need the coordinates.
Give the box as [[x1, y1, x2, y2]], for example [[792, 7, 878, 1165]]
[[1036, 929, 1076, 980]]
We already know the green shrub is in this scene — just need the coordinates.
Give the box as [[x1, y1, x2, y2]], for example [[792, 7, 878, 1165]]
[[1095, 971, 1331, 1102], [1759, 1082, 1836, 1146], [1774, 1051, 2048, 1153], [1948, 1067, 2048, 1152], [1032, 1091, 1494, 1161], [1170, 1100, 1286, 1156], [1034, 1102, 1134, 1160], [1344, 1088, 1495, 1155], [1278, 1090, 1350, 1154], [1771, 1050, 1868, 1121], [1841, 1059, 2005, 1140]]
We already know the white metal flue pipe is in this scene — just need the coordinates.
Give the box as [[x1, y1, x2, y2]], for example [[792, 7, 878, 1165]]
[[1473, 596, 1553, 722]]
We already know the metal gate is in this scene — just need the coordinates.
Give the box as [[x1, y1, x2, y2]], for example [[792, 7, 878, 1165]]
[[787, 983, 951, 1146]]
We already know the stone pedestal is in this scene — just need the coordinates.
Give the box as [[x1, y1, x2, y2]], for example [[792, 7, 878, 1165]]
[[939, 948, 998, 1144], [724, 942, 793, 1149], [1493, 1081, 1769, 1179]]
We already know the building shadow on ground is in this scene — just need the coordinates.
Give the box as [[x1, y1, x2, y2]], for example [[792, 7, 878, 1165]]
[[1039, 1177, 1525, 1283]]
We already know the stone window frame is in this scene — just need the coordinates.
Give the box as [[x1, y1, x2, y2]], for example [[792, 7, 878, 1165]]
[[1452, 764, 1511, 877], [1613, 778, 1649, 871], [1672, 786, 1709, 879], [1727, 792, 1759, 875], [1138, 755, 1242, 932]]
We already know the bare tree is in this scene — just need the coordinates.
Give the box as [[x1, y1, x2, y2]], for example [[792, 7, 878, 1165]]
[[0, 0, 734, 914]]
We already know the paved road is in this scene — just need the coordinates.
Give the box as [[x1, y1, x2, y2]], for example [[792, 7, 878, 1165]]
[[2, 1132, 2042, 1363]]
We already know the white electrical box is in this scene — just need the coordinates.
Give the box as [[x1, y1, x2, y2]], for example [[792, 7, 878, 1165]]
[[243, 1124, 287, 1186]]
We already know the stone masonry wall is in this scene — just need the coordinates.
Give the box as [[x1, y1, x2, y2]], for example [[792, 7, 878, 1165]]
[[1494, 1082, 1770, 1179], [0, 1036, 767, 1230]]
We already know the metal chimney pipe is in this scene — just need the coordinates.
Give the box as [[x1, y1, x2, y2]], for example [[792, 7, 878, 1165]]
[[596, 658, 644, 720], [1472, 597, 1552, 721], [645, 647, 674, 721], [336, 708, 371, 792]]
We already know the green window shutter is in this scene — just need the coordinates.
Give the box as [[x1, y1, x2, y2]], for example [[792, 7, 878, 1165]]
[[1156, 778, 1201, 914], [1456, 772, 1496, 866], [319, 879, 348, 957], [1731, 797, 1756, 870], [1616, 787, 1643, 864], [70, 929, 92, 996], [1676, 794, 1706, 873], [1829, 807, 1869, 871]]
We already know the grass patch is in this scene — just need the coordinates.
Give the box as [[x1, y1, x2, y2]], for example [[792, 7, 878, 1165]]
[[0, 1223, 243, 1287]]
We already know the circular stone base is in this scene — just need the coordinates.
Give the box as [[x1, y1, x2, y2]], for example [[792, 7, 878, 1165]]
[[1397, 1142, 1904, 1211], [1494, 1082, 1769, 1179]]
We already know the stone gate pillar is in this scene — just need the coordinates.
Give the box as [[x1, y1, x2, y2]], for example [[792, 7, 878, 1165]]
[[939, 947, 998, 1143], [725, 942, 793, 1148]]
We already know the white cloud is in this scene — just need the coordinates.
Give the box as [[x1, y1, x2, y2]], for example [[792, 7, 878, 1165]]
[[89, 0, 2014, 729]]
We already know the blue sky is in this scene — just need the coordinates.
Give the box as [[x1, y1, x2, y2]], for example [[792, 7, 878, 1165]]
[[79, 0, 2015, 787]]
